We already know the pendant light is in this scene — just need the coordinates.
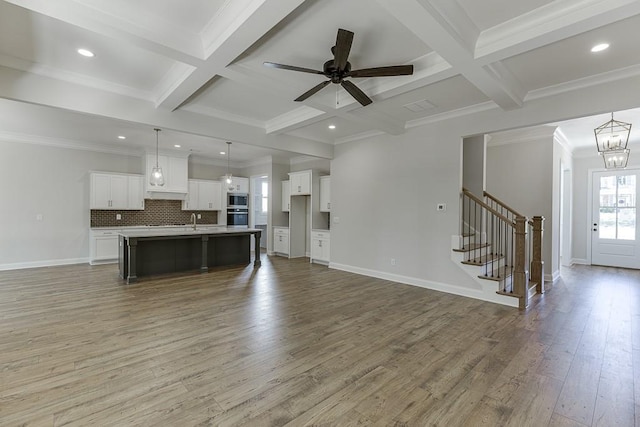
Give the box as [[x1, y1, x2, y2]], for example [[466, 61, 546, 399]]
[[594, 112, 631, 152], [223, 141, 234, 191], [149, 128, 164, 186]]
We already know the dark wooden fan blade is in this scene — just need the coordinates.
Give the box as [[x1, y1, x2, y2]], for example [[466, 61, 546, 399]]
[[348, 65, 414, 78], [263, 62, 324, 75], [333, 29, 354, 71], [341, 80, 372, 106], [294, 80, 331, 102]]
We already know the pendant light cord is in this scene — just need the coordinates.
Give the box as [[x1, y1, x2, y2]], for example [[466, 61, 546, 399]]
[[154, 128, 161, 167]]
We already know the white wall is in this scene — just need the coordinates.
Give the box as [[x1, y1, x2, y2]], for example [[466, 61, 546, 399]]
[[331, 124, 474, 290], [486, 131, 554, 277], [0, 140, 141, 269], [463, 135, 486, 197], [552, 136, 573, 277]]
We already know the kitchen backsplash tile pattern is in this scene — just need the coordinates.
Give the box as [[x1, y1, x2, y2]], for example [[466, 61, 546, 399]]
[[91, 199, 218, 227]]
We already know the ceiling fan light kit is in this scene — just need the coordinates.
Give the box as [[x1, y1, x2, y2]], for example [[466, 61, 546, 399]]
[[264, 28, 413, 107]]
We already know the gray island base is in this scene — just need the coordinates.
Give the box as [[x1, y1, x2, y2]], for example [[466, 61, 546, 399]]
[[118, 228, 262, 284]]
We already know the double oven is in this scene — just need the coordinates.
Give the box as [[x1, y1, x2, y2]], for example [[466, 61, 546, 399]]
[[227, 193, 248, 227]]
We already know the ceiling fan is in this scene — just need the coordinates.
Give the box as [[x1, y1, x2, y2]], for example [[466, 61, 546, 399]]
[[264, 28, 413, 107]]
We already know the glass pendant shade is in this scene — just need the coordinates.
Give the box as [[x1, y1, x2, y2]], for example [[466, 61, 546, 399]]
[[150, 166, 165, 186], [594, 113, 631, 152], [601, 148, 630, 169], [150, 128, 165, 186]]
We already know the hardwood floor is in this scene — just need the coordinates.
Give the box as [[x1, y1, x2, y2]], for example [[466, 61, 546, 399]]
[[0, 256, 638, 426]]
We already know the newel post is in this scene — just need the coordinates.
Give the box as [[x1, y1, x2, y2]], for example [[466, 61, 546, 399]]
[[513, 216, 529, 310], [530, 216, 545, 294]]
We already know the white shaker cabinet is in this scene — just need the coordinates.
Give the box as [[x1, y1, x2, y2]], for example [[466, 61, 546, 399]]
[[90, 173, 131, 210], [182, 180, 222, 211], [319, 176, 330, 212], [145, 154, 189, 194], [198, 180, 222, 210], [289, 170, 311, 195], [273, 227, 290, 256], [89, 229, 122, 264], [310, 230, 330, 263], [127, 175, 145, 210], [227, 177, 249, 193], [282, 180, 290, 212]]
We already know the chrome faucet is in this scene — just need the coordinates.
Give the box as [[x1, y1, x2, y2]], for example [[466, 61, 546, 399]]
[[190, 213, 197, 230]]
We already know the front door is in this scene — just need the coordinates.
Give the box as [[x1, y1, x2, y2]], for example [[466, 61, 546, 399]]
[[591, 169, 639, 268]]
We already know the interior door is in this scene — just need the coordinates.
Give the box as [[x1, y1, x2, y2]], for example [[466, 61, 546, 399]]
[[591, 169, 639, 268]]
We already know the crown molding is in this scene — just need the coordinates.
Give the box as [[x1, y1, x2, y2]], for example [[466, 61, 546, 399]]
[[334, 130, 386, 145], [179, 103, 264, 128], [526, 63, 640, 102], [487, 125, 557, 147], [266, 106, 326, 134], [0, 130, 143, 157], [0, 53, 153, 101], [406, 101, 497, 129]]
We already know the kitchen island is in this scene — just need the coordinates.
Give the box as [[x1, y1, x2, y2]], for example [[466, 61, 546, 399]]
[[118, 227, 261, 284]]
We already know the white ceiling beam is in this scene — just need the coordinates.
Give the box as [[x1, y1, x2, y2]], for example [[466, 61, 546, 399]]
[[476, 0, 640, 65], [155, 0, 309, 111], [0, 65, 333, 158], [376, 0, 525, 110], [3, 0, 204, 65]]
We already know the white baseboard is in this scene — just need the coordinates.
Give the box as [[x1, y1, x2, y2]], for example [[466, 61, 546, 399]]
[[570, 258, 588, 265], [329, 262, 518, 308], [0, 257, 90, 271], [544, 270, 561, 283]]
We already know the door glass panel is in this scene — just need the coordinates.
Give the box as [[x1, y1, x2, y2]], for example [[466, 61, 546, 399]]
[[598, 174, 636, 240]]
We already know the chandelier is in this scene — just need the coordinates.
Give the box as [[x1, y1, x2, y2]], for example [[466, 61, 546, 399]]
[[594, 112, 632, 169]]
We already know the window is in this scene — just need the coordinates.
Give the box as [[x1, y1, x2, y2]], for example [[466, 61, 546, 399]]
[[261, 181, 268, 213], [598, 174, 636, 240]]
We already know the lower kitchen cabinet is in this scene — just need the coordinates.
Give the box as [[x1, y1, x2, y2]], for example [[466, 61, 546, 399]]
[[89, 229, 122, 264], [310, 230, 330, 264], [273, 227, 289, 256]]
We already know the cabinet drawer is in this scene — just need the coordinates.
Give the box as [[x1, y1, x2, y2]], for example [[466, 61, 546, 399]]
[[311, 231, 330, 240], [274, 228, 289, 236]]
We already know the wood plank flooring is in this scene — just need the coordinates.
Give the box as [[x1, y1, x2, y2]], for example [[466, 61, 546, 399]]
[[0, 256, 638, 426]]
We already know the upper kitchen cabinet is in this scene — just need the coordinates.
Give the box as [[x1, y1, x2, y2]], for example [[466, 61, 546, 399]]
[[145, 153, 189, 197], [127, 175, 145, 210], [90, 172, 144, 210], [282, 180, 290, 212], [319, 176, 330, 212], [227, 177, 249, 193], [182, 179, 222, 211], [289, 170, 312, 196]]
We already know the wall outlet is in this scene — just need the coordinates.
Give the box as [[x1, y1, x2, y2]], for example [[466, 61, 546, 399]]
[[391, 258, 396, 266], [116, 214, 122, 220], [333, 216, 340, 224], [197, 214, 202, 219], [36, 214, 43, 221], [437, 203, 446, 211]]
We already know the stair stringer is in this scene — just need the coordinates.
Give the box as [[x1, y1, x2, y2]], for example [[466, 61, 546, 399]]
[[450, 235, 518, 308]]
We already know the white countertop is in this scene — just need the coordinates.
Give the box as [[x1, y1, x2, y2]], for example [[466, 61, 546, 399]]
[[91, 224, 221, 231], [119, 227, 260, 238]]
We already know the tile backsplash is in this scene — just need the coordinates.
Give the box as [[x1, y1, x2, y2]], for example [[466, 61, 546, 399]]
[[91, 199, 219, 227]]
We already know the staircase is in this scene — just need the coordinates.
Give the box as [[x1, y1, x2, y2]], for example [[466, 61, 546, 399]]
[[452, 189, 545, 309]]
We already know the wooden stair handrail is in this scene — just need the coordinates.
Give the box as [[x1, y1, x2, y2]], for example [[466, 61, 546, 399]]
[[483, 191, 525, 218], [462, 188, 516, 226]]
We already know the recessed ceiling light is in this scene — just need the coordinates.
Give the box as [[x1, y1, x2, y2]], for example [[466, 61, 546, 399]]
[[591, 43, 609, 53], [77, 48, 95, 57], [174, 144, 181, 148], [328, 124, 336, 129], [220, 151, 226, 155], [117, 135, 126, 140]]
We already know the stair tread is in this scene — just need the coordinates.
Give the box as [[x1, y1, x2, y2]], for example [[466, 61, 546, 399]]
[[496, 289, 522, 298], [478, 266, 513, 281], [452, 243, 490, 253], [461, 253, 503, 265]]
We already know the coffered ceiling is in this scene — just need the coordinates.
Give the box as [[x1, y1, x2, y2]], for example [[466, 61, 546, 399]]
[[1, 0, 640, 164]]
